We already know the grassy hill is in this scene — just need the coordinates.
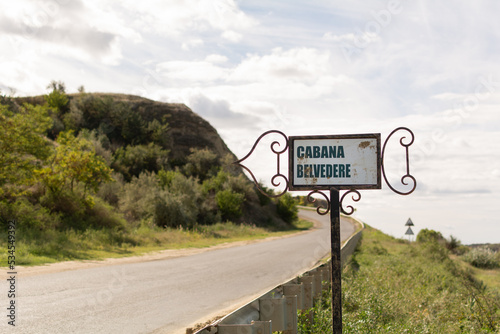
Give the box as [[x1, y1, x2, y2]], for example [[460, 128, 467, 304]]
[[0, 86, 300, 265], [298, 226, 500, 333]]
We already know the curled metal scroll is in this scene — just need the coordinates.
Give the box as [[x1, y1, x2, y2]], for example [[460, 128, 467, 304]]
[[233, 130, 289, 198], [307, 190, 330, 215], [340, 189, 361, 215], [381, 127, 417, 195]]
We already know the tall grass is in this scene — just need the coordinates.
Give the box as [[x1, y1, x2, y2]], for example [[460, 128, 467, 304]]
[[297, 225, 500, 333]]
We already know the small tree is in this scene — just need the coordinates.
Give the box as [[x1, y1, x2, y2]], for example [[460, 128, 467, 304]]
[[0, 103, 52, 196], [39, 131, 113, 199], [44, 80, 69, 114]]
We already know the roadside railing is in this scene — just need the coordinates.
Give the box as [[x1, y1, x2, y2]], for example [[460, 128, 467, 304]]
[[193, 217, 364, 334]]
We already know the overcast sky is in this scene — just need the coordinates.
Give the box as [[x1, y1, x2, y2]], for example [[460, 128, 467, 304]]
[[1, 0, 499, 244]]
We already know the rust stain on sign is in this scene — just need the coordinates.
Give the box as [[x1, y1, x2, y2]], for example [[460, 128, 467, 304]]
[[358, 141, 371, 149], [305, 166, 312, 176]]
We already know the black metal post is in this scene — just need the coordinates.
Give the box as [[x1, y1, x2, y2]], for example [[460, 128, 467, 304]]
[[330, 188, 342, 333]]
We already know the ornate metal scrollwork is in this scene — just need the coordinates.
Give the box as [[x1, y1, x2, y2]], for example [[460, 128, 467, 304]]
[[307, 190, 330, 215], [381, 127, 417, 195], [233, 130, 289, 198], [304, 189, 361, 216], [340, 189, 361, 215], [234, 127, 415, 219]]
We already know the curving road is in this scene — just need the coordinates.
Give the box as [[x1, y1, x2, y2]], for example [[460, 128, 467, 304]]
[[0, 209, 356, 334]]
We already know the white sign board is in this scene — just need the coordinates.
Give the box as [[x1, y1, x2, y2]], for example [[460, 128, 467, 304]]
[[288, 134, 381, 190]]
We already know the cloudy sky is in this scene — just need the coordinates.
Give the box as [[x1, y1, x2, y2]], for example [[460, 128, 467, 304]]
[[1, 0, 499, 244]]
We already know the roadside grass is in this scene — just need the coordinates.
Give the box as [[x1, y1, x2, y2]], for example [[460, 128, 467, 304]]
[[456, 257, 500, 295], [0, 219, 313, 267], [297, 224, 500, 334]]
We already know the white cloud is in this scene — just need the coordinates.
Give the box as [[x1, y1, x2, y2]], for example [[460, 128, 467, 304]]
[[0, 0, 141, 67], [324, 31, 381, 46], [221, 30, 242, 42], [205, 54, 229, 64], [230, 47, 331, 83], [157, 60, 229, 83], [181, 39, 204, 50], [114, 0, 256, 38]]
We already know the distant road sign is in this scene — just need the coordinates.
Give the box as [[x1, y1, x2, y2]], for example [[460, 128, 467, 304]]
[[288, 134, 381, 190], [405, 218, 414, 226], [405, 226, 414, 235]]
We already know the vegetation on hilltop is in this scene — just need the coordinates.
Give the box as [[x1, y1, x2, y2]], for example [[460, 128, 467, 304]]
[[0, 83, 299, 265]]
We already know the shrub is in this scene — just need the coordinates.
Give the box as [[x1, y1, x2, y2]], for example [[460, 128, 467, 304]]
[[227, 174, 258, 202], [152, 193, 196, 228], [121, 170, 204, 228], [445, 235, 468, 255], [463, 247, 499, 269], [158, 169, 176, 189], [276, 193, 298, 224], [216, 189, 245, 221], [44, 85, 69, 114], [113, 143, 169, 180], [0, 198, 60, 230], [119, 171, 160, 222], [97, 172, 125, 207], [255, 182, 272, 206], [156, 171, 201, 227], [78, 129, 113, 166], [71, 94, 111, 130], [416, 228, 445, 243], [202, 170, 229, 193], [183, 147, 219, 181], [82, 197, 128, 230]]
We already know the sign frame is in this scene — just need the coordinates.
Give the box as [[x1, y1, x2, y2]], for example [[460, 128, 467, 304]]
[[234, 127, 415, 334], [288, 133, 382, 191]]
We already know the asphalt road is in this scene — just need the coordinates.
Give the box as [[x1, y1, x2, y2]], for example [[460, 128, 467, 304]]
[[0, 209, 355, 334]]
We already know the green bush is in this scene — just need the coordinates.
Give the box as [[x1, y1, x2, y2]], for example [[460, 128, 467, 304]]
[[120, 170, 205, 228], [255, 182, 272, 206], [227, 174, 258, 202], [463, 247, 499, 269], [40, 190, 126, 231], [153, 171, 201, 228], [119, 171, 160, 222], [416, 228, 445, 243], [113, 143, 169, 180], [276, 193, 298, 224], [202, 170, 229, 193], [152, 193, 196, 228], [183, 147, 219, 181], [44, 85, 69, 114], [157, 169, 176, 189], [216, 189, 244, 221], [71, 94, 112, 131], [0, 198, 60, 230], [97, 172, 124, 207], [84, 198, 128, 230]]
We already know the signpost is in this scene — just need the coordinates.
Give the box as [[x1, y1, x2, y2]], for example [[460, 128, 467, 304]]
[[234, 127, 416, 334], [405, 218, 415, 241]]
